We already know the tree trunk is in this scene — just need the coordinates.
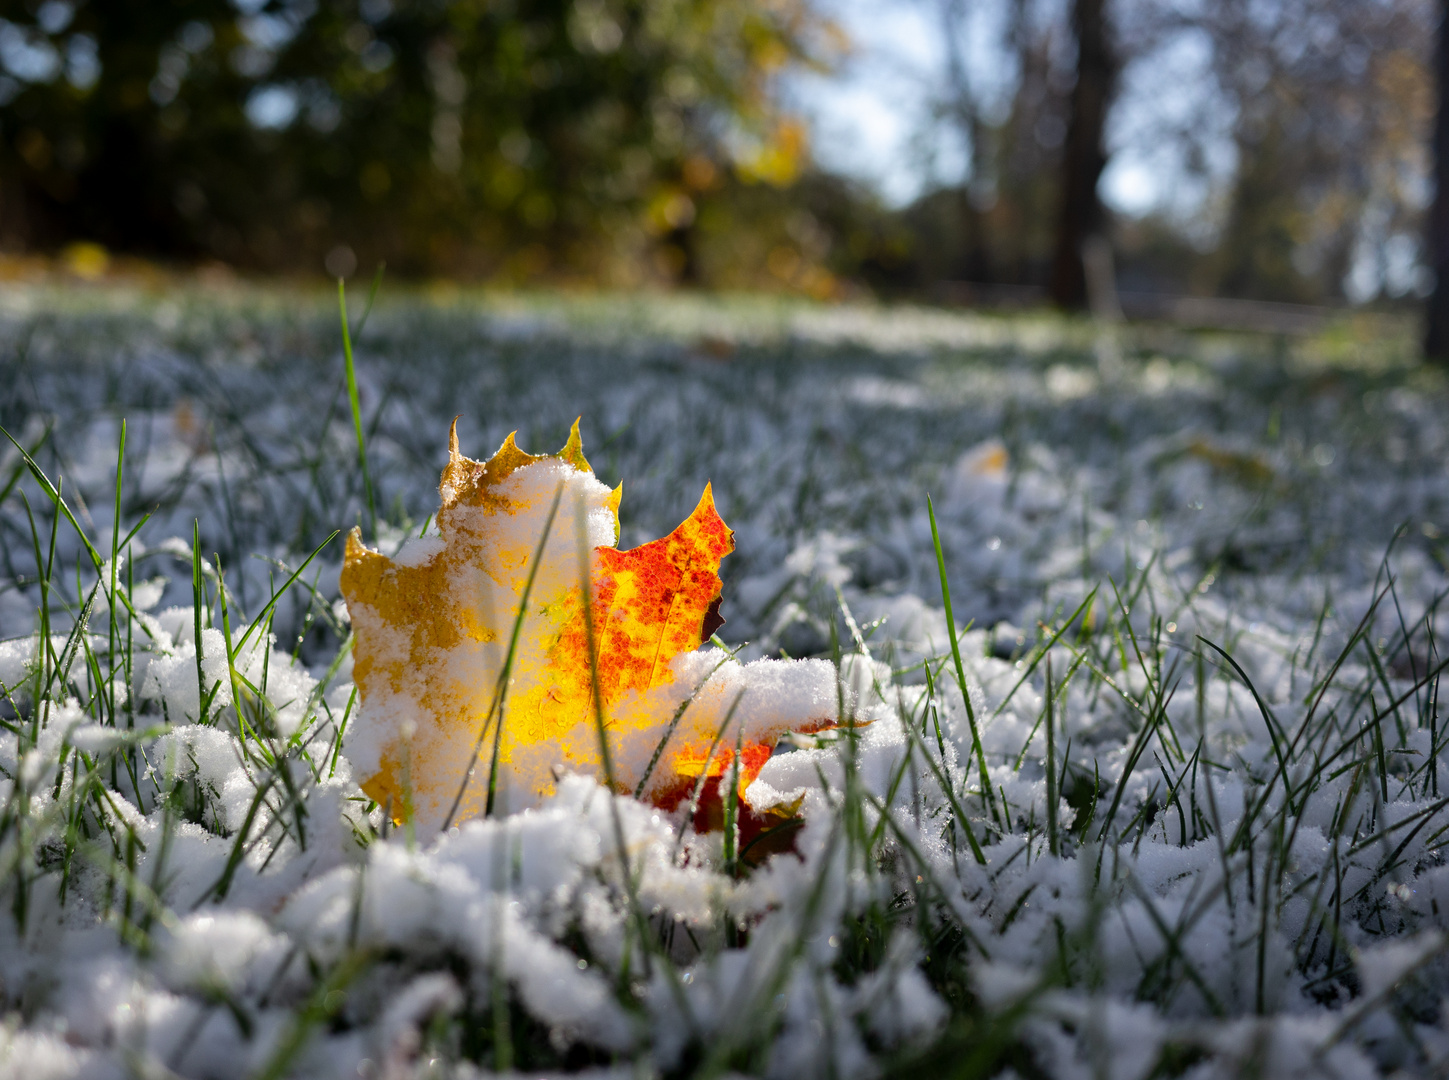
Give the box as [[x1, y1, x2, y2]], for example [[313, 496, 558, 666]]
[[1048, 0, 1115, 310], [1426, 0, 1449, 359]]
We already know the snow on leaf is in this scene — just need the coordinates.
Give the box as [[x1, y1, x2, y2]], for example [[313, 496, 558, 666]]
[[341, 420, 835, 832]]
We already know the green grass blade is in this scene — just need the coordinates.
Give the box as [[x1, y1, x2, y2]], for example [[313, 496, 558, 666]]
[[927, 494, 1001, 830], [338, 279, 376, 537]]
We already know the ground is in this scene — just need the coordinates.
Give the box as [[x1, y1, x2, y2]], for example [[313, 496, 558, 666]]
[[0, 284, 1443, 1079]]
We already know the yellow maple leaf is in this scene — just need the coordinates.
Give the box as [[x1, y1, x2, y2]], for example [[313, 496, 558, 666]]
[[341, 421, 835, 832]]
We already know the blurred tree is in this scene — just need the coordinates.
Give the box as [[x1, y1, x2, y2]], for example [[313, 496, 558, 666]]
[[904, 0, 1073, 292], [1192, 0, 1431, 305], [900, 0, 1432, 309], [0, 0, 835, 281], [1047, 0, 1113, 310], [0, 0, 253, 255], [1428, 0, 1449, 356]]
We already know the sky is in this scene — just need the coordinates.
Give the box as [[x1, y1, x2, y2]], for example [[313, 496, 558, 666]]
[[788, 0, 1223, 219], [788, 0, 949, 207]]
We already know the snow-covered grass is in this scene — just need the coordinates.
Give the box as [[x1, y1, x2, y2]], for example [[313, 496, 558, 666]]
[[0, 282, 1445, 1078]]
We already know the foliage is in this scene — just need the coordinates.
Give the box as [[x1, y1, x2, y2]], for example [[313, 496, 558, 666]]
[[0, 0, 833, 280]]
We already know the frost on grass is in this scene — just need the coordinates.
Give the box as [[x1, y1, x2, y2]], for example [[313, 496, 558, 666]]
[[2, 295, 1449, 1078]]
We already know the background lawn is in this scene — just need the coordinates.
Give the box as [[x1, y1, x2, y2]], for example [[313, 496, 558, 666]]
[[0, 285, 1445, 1079]]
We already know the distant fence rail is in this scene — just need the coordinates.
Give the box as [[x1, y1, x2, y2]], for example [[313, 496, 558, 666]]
[[1118, 292, 1336, 335], [935, 280, 1360, 336]]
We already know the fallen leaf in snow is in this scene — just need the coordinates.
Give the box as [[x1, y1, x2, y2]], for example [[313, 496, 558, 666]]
[[342, 421, 837, 832], [957, 439, 1008, 479], [1181, 438, 1274, 487]]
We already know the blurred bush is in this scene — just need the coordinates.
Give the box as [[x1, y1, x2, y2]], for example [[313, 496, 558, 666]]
[[0, 0, 876, 286]]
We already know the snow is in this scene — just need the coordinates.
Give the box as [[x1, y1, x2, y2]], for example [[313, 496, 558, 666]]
[[0, 292, 1445, 1076]]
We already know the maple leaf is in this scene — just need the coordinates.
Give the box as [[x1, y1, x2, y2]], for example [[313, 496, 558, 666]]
[[341, 421, 837, 833]]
